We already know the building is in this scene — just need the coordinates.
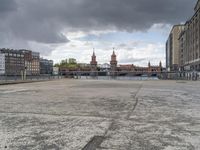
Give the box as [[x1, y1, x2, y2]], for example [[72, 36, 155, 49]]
[[0, 48, 25, 75], [0, 48, 40, 76], [90, 51, 97, 71], [166, 35, 171, 71], [19, 50, 40, 75], [40, 58, 53, 74], [31, 52, 40, 75], [98, 63, 110, 71], [119, 61, 162, 74], [179, 30, 187, 71], [0, 53, 5, 75], [119, 64, 135, 72], [178, 0, 200, 71], [53, 67, 59, 75], [166, 25, 185, 71], [147, 61, 162, 73]]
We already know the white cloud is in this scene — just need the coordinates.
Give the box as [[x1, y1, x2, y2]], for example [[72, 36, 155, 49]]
[[46, 34, 165, 67], [41, 23, 168, 67]]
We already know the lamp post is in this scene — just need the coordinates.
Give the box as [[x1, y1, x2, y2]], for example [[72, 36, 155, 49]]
[[24, 66, 27, 80], [21, 66, 27, 80]]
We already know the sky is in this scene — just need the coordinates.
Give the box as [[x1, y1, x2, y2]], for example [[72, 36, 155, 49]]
[[0, 0, 197, 66]]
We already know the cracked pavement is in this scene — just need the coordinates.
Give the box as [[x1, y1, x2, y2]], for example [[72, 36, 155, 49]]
[[0, 79, 200, 150]]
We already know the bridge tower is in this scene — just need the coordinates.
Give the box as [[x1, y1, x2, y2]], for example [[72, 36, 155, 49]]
[[148, 61, 152, 76], [159, 61, 162, 72], [148, 61, 151, 72], [110, 49, 118, 75], [90, 50, 97, 70]]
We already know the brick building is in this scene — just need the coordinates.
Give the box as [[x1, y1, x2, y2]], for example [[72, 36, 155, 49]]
[[19, 50, 40, 75], [119, 61, 162, 73]]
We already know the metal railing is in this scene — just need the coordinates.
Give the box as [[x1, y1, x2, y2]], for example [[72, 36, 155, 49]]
[[0, 75, 63, 84], [62, 71, 161, 81], [158, 71, 200, 81], [1, 71, 199, 83], [62, 71, 200, 81]]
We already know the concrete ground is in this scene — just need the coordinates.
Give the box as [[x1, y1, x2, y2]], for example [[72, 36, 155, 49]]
[[0, 79, 200, 150]]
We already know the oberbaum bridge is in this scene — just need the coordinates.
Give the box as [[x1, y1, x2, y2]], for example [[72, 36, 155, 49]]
[[61, 50, 163, 78]]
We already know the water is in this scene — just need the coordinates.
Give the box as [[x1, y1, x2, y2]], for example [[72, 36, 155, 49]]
[[79, 76, 159, 81]]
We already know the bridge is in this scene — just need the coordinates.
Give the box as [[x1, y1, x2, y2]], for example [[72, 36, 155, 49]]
[[62, 71, 162, 77], [60, 70, 200, 81]]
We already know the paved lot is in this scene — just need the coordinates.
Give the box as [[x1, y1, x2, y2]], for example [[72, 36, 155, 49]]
[[0, 79, 200, 150]]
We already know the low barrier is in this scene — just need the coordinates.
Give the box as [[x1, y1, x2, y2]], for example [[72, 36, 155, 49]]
[[0, 75, 63, 83], [65, 71, 200, 81], [158, 72, 200, 81], [1, 71, 199, 83]]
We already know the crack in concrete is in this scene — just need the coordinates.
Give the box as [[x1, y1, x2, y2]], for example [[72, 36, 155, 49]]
[[82, 85, 143, 150], [82, 120, 115, 150], [126, 84, 143, 119], [82, 136, 105, 150]]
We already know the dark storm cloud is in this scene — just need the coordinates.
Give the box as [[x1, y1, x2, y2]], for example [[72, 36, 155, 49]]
[[0, 0, 16, 13], [0, 0, 197, 45]]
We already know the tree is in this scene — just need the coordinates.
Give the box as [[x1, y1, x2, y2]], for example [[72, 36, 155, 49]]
[[68, 58, 77, 64], [56, 58, 78, 69]]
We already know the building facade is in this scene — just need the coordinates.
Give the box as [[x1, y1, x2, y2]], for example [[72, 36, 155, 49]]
[[166, 25, 185, 71], [19, 50, 40, 75], [0, 49, 25, 75], [119, 61, 162, 74], [0, 53, 5, 75], [179, 0, 200, 71], [166, 35, 172, 71], [99, 63, 110, 71], [31, 52, 40, 75], [40, 58, 53, 74], [53, 67, 59, 75]]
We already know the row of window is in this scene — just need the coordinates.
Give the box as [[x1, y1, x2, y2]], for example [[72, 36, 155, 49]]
[[4, 53, 24, 57]]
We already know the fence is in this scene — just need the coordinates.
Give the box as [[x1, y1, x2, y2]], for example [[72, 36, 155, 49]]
[[0, 75, 63, 83], [1, 71, 199, 83], [158, 71, 200, 81], [68, 71, 200, 81]]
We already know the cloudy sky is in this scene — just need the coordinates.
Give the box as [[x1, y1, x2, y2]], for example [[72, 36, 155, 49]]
[[0, 0, 197, 66]]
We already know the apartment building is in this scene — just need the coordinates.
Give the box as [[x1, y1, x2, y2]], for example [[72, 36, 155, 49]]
[[40, 58, 53, 74], [166, 25, 185, 71], [179, 0, 200, 71], [0, 49, 25, 75], [19, 50, 40, 75]]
